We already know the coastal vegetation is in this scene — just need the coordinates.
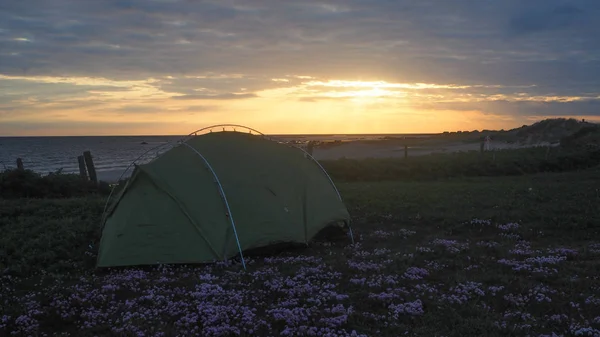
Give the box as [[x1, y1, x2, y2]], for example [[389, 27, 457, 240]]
[[0, 168, 110, 199], [1, 168, 599, 335], [1, 118, 600, 335]]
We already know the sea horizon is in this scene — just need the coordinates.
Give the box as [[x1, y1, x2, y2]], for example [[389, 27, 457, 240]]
[[0, 132, 439, 138], [0, 132, 436, 180]]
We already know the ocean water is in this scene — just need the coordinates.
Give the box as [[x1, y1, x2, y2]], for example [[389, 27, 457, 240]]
[[0, 136, 182, 177], [0, 133, 422, 181]]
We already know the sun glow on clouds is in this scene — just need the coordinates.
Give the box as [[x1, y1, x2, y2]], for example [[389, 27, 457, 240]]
[[305, 80, 472, 90], [1, 73, 598, 136], [0, 74, 157, 88], [258, 79, 531, 103]]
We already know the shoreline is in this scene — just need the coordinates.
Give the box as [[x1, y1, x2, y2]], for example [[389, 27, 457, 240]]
[[5, 139, 558, 184], [97, 170, 133, 184]]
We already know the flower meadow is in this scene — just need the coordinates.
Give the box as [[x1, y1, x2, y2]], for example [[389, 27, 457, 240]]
[[1, 172, 600, 336]]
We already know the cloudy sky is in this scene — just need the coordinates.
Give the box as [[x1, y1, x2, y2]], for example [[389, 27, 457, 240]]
[[1, 0, 600, 136]]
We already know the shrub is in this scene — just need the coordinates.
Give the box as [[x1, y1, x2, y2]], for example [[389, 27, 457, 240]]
[[0, 169, 111, 199], [560, 125, 600, 148], [321, 147, 600, 182]]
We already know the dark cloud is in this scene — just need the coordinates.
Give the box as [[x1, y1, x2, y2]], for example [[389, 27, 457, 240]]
[[110, 105, 168, 114], [155, 75, 299, 96], [179, 105, 219, 112], [1, 0, 600, 118], [508, 3, 586, 36], [421, 99, 600, 117], [0, 120, 175, 135], [0, 78, 133, 98], [109, 104, 218, 114]]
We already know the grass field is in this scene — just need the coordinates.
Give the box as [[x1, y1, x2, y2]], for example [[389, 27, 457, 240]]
[[1, 168, 600, 336]]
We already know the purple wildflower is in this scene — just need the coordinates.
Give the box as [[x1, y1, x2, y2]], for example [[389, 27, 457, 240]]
[[430, 239, 469, 253], [487, 285, 505, 296], [499, 233, 521, 240], [547, 247, 579, 256], [347, 260, 384, 272], [470, 218, 492, 226], [371, 230, 393, 238], [569, 324, 600, 336], [525, 255, 567, 265], [416, 246, 433, 253], [509, 241, 539, 256], [440, 282, 485, 305], [397, 229, 417, 238], [402, 267, 429, 280], [503, 293, 529, 307], [585, 295, 600, 305], [388, 300, 424, 318], [497, 222, 520, 231], [476, 241, 500, 248]]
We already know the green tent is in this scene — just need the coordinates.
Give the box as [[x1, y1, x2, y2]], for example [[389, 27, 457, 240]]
[[97, 130, 352, 268]]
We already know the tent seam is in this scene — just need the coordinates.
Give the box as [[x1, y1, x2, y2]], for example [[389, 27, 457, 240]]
[[138, 166, 223, 260], [179, 142, 247, 270]]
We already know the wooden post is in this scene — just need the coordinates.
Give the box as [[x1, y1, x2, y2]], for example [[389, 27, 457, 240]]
[[404, 145, 408, 159], [83, 151, 97, 184], [77, 155, 88, 180], [16, 158, 24, 170], [480, 141, 485, 153]]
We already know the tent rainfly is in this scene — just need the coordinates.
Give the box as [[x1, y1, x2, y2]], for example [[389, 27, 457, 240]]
[[96, 128, 353, 269]]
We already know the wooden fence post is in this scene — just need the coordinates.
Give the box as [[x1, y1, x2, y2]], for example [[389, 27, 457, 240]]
[[78, 155, 88, 180], [16, 158, 24, 170], [480, 141, 485, 153], [83, 151, 97, 184], [404, 145, 408, 159]]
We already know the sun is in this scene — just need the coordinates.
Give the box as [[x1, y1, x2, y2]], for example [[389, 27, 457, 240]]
[[346, 87, 392, 98], [304, 79, 408, 102]]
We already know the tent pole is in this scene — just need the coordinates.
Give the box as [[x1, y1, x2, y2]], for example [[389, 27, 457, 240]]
[[294, 148, 355, 244], [101, 143, 178, 231], [347, 220, 355, 245], [180, 142, 247, 270]]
